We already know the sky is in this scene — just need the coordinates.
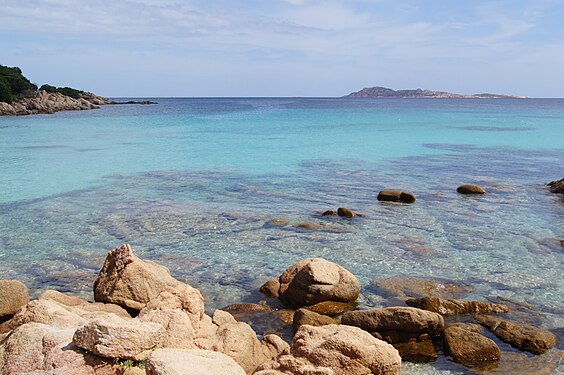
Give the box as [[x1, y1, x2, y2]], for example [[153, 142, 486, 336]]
[[1, 0, 563, 97]]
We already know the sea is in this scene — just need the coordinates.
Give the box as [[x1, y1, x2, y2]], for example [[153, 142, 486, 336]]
[[0, 98, 563, 373]]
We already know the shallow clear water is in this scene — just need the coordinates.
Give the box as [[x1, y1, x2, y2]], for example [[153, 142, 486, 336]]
[[0, 98, 563, 373]]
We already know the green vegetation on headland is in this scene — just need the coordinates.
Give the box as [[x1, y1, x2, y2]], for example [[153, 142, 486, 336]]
[[0, 65, 38, 103], [39, 84, 84, 99]]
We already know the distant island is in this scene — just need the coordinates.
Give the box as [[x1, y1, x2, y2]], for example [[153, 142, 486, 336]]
[[0, 65, 156, 116], [344, 86, 526, 99]]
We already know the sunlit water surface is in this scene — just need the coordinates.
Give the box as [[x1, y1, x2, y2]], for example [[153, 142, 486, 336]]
[[1, 98, 563, 373]]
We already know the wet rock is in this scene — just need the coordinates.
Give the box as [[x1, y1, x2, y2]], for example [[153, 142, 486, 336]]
[[292, 308, 337, 331], [72, 314, 165, 361], [548, 178, 564, 193], [476, 315, 557, 354], [146, 348, 245, 375], [377, 190, 416, 203], [0, 322, 116, 374], [221, 303, 273, 314], [321, 210, 336, 216], [341, 307, 444, 339], [255, 324, 401, 375], [0, 280, 29, 319], [372, 330, 430, 344], [372, 275, 473, 302], [265, 218, 289, 227], [337, 207, 355, 218], [405, 296, 509, 315], [260, 258, 360, 308], [457, 184, 486, 194], [295, 222, 322, 231], [304, 300, 355, 316], [93, 243, 205, 313], [444, 326, 500, 366], [393, 340, 438, 362]]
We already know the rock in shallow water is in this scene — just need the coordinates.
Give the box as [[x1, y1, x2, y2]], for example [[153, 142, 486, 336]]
[[548, 178, 564, 193], [259, 258, 360, 309], [371, 275, 473, 302], [341, 306, 444, 338], [476, 315, 557, 355], [457, 184, 486, 194], [444, 326, 500, 366], [377, 190, 416, 203], [405, 296, 508, 315]]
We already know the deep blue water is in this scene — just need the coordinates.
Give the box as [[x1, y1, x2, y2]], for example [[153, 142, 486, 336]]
[[0, 98, 562, 374]]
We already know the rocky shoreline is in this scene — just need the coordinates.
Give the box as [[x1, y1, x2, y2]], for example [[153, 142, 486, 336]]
[[0, 239, 560, 375], [0, 90, 156, 116]]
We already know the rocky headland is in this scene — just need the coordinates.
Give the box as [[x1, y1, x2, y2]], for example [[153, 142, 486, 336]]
[[343, 86, 526, 99], [0, 241, 560, 375], [0, 64, 156, 116]]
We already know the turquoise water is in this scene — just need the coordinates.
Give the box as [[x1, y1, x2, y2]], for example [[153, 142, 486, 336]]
[[1, 98, 563, 373]]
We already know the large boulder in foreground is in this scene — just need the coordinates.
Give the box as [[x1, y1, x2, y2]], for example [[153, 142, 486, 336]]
[[260, 258, 360, 308], [342, 307, 444, 339], [406, 296, 508, 315], [444, 326, 500, 366], [93, 243, 205, 313], [73, 313, 165, 361], [255, 324, 401, 375], [0, 322, 115, 375], [548, 178, 564, 193], [476, 315, 556, 355], [146, 348, 246, 375], [0, 280, 29, 319]]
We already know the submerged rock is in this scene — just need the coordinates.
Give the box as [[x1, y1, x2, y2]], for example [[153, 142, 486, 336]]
[[341, 306, 444, 339], [146, 348, 245, 375], [476, 315, 557, 355], [393, 340, 438, 362], [444, 326, 500, 366], [259, 258, 360, 308], [457, 184, 486, 194], [265, 218, 290, 227], [405, 296, 509, 315], [371, 275, 473, 302], [377, 190, 416, 203], [304, 300, 355, 316], [0, 280, 29, 320], [255, 324, 401, 375]]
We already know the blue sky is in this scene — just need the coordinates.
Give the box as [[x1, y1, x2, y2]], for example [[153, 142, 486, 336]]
[[1, 0, 563, 97]]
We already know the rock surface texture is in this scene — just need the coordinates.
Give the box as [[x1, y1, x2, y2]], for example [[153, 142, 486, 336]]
[[341, 307, 444, 339], [476, 315, 557, 354], [259, 258, 360, 308], [444, 326, 501, 365], [93, 243, 205, 312], [405, 296, 508, 315], [0, 280, 29, 319], [146, 348, 246, 375], [255, 324, 402, 375]]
